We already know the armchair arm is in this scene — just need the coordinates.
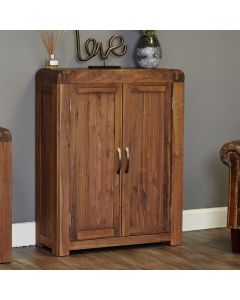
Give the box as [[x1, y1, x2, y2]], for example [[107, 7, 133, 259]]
[[220, 140, 240, 229], [220, 140, 240, 166]]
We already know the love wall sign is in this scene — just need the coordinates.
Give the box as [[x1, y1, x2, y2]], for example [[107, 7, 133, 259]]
[[75, 30, 127, 65]]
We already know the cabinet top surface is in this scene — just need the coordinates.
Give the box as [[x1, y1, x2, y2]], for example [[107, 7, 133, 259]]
[[36, 68, 184, 84]]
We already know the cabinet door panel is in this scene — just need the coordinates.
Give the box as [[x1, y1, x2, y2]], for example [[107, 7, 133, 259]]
[[68, 84, 122, 241], [122, 83, 172, 236]]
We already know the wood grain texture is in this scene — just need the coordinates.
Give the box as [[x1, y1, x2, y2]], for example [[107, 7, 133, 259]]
[[55, 84, 70, 256], [39, 235, 52, 249], [36, 68, 184, 84], [0, 128, 12, 263], [0, 229, 238, 270], [36, 69, 184, 256], [69, 84, 121, 241], [122, 83, 172, 236], [70, 233, 171, 250], [39, 85, 57, 241], [36, 79, 69, 256], [77, 229, 115, 240], [170, 82, 184, 245], [35, 79, 42, 247]]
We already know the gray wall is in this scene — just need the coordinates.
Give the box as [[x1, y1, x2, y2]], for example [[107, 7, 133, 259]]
[[0, 30, 239, 223]]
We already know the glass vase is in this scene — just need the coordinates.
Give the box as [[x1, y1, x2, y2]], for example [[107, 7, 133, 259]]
[[136, 34, 162, 68]]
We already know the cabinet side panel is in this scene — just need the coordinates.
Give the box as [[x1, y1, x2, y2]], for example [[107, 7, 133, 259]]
[[35, 79, 41, 246], [36, 83, 57, 241], [170, 82, 184, 245], [0, 142, 12, 263]]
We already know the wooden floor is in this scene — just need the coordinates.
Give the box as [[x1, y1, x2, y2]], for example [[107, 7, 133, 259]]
[[0, 228, 240, 270]]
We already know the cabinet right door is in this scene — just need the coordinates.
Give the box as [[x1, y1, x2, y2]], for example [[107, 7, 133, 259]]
[[122, 83, 172, 236]]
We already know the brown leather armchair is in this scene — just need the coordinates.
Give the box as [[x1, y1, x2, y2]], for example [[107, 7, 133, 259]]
[[220, 141, 240, 253]]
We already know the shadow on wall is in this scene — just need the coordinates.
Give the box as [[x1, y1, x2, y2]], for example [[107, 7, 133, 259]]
[[127, 30, 139, 67], [207, 153, 229, 208], [11, 77, 35, 223]]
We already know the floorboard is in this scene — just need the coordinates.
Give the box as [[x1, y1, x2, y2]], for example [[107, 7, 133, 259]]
[[0, 228, 239, 270]]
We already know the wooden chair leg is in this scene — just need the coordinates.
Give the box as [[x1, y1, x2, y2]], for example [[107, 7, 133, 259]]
[[231, 229, 240, 253]]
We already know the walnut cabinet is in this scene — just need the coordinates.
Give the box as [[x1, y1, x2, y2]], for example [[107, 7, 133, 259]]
[[36, 68, 184, 256]]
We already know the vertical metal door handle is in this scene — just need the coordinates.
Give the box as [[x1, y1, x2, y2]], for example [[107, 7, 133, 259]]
[[125, 147, 130, 173], [116, 148, 122, 174]]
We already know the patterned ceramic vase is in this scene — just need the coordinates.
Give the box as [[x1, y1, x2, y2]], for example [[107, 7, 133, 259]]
[[136, 32, 162, 68]]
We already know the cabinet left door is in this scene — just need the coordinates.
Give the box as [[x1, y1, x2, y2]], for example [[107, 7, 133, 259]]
[[66, 84, 122, 241]]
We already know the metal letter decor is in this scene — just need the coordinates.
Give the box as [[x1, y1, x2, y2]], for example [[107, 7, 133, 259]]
[[75, 30, 127, 63]]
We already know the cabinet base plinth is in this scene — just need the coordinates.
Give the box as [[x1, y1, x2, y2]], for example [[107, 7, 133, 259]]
[[37, 233, 177, 257], [70, 233, 172, 252]]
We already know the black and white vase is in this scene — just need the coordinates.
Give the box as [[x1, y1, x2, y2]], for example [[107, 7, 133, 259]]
[[136, 33, 162, 68]]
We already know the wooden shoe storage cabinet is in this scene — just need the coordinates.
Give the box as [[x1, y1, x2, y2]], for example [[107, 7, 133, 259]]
[[36, 68, 184, 256]]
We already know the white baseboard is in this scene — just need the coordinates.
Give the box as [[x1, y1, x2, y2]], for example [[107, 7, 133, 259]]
[[12, 221, 36, 248], [183, 206, 227, 231], [12, 207, 228, 248]]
